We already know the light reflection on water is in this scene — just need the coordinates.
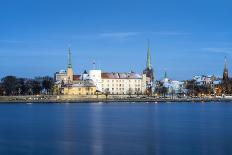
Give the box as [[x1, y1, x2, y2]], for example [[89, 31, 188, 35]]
[[0, 102, 231, 155]]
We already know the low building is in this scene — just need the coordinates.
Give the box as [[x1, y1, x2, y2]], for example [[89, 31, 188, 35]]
[[63, 80, 96, 95], [54, 48, 97, 95], [193, 75, 216, 86], [87, 69, 147, 95], [101, 72, 147, 95]]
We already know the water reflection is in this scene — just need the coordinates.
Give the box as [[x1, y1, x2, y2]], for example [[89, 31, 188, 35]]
[[0, 103, 231, 155], [90, 104, 103, 155]]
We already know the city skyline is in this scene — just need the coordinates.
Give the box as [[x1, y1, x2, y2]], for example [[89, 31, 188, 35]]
[[0, 0, 231, 80]]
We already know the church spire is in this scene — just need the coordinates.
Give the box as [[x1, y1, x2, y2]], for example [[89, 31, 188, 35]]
[[146, 40, 152, 70], [224, 56, 227, 70], [164, 70, 168, 79], [67, 48, 72, 68], [223, 56, 229, 81]]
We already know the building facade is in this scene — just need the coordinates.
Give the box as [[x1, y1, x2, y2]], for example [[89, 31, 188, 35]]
[[100, 72, 147, 95], [63, 80, 96, 95], [54, 45, 154, 96], [87, 70, 147, 95], [54, 48, 96, 95]]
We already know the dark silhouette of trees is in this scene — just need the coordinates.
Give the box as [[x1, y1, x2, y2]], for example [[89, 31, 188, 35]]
[[155, 81, 168, 97], [0, 75, 54, 96], [185, 80, 213, 96], [42, 76, 54, 94], [1, 76, 17, 95], [221, 78, 232, 95]]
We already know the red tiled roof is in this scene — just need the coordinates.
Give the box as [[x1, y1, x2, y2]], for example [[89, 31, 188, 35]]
[[73, 75, 81, 81], [101, 72, 142, 79]]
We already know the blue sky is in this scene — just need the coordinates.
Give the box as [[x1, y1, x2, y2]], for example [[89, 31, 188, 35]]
[[0, 0, 231, 80]]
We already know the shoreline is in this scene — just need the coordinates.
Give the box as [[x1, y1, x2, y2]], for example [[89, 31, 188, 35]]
[[0, 95, 231, 103]]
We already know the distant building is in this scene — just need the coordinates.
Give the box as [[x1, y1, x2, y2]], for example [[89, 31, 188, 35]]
[[54, 48, 96, 95], [63, 80, 96, 95], [54, 43, 158, 96], [54, 48, 74, 84], [193, 75, 215, 86], [100, 72, 147, 95], [162, 71, 184, 95], [54, 70, 67, 83]]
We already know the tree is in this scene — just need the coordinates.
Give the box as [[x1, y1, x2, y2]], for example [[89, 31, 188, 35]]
[[104, 89, 110, 100], [1, 76, 17, 95], [0, 82, 4, 96], [185, 80, 214, 97], [42, 76, 54, 94], [160, 86, 168, 98], [15, 78, 27, 95], [155, 81, 168, 97], [32, 80, 42, 95], [127, 88, 133, 98]]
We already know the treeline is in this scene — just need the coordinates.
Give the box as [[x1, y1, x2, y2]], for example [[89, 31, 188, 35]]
[[0, 76, 54, 96], [185, 80, 214, 96], [221, 79, 232, 94]]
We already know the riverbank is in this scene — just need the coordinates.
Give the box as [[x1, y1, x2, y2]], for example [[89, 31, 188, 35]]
[[0, 95, 231, 103]]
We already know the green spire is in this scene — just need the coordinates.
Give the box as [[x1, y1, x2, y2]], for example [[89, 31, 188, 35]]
[[164, 70, 168, 79], [67, 48, 72, 68], [224, 56, 228, 70], [146, 40, 152, 70]]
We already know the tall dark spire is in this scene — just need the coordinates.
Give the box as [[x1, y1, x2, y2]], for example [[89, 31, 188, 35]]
[[143, 40, 154, 95], [164, 70, 167, 79], [223, 56, 229, 81], [93, 60, 96, 70], [146, 40, 152, 70], [67, 48, 72, 68], [224, 56, 228, 70]]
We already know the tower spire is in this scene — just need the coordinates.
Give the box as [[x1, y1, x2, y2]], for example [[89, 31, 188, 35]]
[[224, 56, 227, 70], [67, 48, 72, 68], [93, 60, 96, 70], [164, 69, 168, 79], [146, 40, 152, 70], [223, 56, 229, 81]]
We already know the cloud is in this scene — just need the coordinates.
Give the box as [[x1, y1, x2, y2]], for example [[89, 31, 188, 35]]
[[151, 31, 191, 36], [201, 47, 232, 54], [0, 40, 26, 44], [99, 32, 140, 38], [71, 30, 191, 41]]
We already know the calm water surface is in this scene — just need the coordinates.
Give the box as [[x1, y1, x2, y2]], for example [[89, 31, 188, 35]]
[[0, 102, 232, 155]]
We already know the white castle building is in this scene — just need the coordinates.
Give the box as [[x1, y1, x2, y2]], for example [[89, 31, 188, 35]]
[[84, 69, 147, 95], [54, 43, 154, 95]]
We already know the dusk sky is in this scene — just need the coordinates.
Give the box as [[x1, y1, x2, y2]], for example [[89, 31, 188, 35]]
[[0, 0, 231, 80]]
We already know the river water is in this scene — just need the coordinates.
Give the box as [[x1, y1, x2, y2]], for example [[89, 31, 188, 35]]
[[0, 102, 231, 155]]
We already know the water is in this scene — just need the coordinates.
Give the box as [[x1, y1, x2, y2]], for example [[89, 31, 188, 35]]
[[0, 102, 232, 155]]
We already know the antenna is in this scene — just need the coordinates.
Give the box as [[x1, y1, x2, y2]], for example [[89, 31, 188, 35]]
[[93, 60, 96, 70]]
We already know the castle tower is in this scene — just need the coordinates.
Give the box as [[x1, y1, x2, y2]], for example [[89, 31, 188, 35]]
[[67, 48, 73, 82], [143, 40, 154, 95], [164, 70, 167, 79], [223, 56, 229, 81], [163, 70, 169, 83]]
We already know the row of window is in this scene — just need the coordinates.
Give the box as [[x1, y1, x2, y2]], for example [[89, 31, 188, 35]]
[[102, 79, 142, 83], [103, 88, 141, 91], [102, 84, 141, 87], [76, 88, 95, 91]]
